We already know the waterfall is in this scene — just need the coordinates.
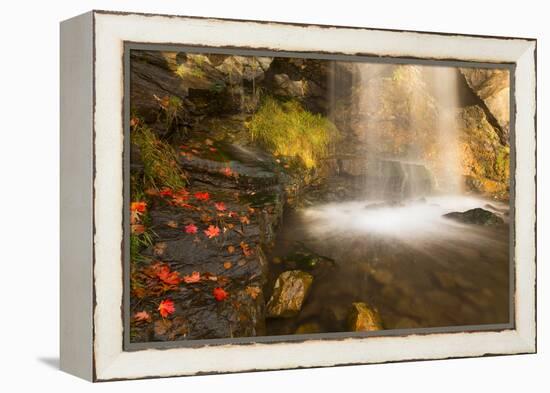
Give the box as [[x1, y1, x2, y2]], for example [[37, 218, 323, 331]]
[[354, 63, 461, 200]]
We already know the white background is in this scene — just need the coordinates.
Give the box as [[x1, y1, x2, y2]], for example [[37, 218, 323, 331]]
[[0, 0, 545, 391]]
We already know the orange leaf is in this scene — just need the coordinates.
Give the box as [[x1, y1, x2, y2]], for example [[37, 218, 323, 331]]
[[158, 299, 175, 318], [240, 241, 254, 257], [245, 286, 261, 300], [223, 261, 232, 269], [183, 271, 201, 284], [214, 202, 227, 211], [131, 224, 145, 234], [194, 192, 210, 201], [227, 245, 236, 254], [157, 266, 180, 285], [204, 225, 221, 239], [130, 201, 147, 213], [134, 310, 151, 322]]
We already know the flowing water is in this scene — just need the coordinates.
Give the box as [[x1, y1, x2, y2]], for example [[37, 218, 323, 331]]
[[266, 64, 510, 335], [266, 196, 510, 334]]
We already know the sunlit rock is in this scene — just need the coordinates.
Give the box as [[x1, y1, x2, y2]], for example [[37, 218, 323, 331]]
[[460, 68, 510, 139], [266, 270, 313, 318], [347, 302, 383, 332]]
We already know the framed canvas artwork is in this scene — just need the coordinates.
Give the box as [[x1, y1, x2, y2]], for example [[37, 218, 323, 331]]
[[60, 10, 537, 381]]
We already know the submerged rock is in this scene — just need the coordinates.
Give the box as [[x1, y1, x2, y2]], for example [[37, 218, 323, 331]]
[[443, 208, 503, 226], [266, 270, 313, 318], [347, 302, 383, 332]]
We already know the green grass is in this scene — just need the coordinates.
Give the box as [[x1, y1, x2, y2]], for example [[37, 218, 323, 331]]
[[248, 97, 339, 169], [131, 123, 187, 190]]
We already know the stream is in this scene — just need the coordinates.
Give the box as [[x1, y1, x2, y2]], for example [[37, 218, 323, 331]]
[[266, 195, 510, 335]]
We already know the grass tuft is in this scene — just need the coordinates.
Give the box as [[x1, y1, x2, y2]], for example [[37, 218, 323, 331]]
[[131, 123, 187, 190], [248, 97, 339, 169]]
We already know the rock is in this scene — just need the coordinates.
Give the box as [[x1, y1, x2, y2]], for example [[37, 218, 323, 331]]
[[460, 68, 510, 140], [266, 270, 313, 318], [347, 302, 383, 332], [443, 208, 503, 226], [295, 322, 322, 334], [458, 105, 509, 199]]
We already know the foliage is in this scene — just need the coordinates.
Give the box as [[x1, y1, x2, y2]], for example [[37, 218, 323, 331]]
[[131, 121, 187, 191], [247, 97, 339, 169]]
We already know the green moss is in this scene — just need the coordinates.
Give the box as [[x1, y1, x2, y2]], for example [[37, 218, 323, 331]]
[[248, 97, 339, 169], [131, 123, 187, 190]]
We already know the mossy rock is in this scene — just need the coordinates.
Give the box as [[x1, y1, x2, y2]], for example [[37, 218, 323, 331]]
[[266, 270, 313, 318]]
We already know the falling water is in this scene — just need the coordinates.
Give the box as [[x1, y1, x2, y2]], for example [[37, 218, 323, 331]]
[[269, 62, 510, 334], [429, 66, 463, 194]]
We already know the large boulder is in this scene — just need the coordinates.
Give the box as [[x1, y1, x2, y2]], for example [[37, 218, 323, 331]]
[[460, 68, 510, 141], [457, 105, 510, 199], [347, 302, 383, 332], [266, 270, 313, 318]]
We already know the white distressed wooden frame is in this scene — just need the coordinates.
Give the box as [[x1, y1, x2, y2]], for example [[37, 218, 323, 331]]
[[60, 10, 536, 382]]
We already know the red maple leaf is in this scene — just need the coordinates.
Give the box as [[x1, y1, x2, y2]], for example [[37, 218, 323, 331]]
[[204, 225, 221, 239], [159, 187, 174, 197], [214, 202, 227, 211], [213, 287, 229, 301], [194, 192, 210, 201], [130, 201, 147, 213], [158, 299, 175, 318], [183, 271, 201, 284], [184, 223, 198, 234], [157, 266, 180, 285]]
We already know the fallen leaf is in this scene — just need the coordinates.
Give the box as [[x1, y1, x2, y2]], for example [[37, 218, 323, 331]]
[[153, 242, 167, 257], [240, 215, 250, 225], [131, 224, 145, 234], [166, 220, 178, 228], [205, 138, 214, 146], [227, 245, 236, 254], [194, 191, 210, 201], [183, 271, 201, 284], [130, 117, 140, 127], [245, 286, 261, 299], [223, 261, 232, 269], [159, 187, 174, 197], [228, 211, 238, 218], [213, 287, 229, 301], [240, 241, 254, 257], [204, 225, 221, 239], [184, 223, 198, 234], [154, 319, 172, 336], [130, 201, 147, 213], [158, 299, 175, 318], [157, 266, 180, 285], [134, 310, 151, 322], [214, 202, 227, 211]]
